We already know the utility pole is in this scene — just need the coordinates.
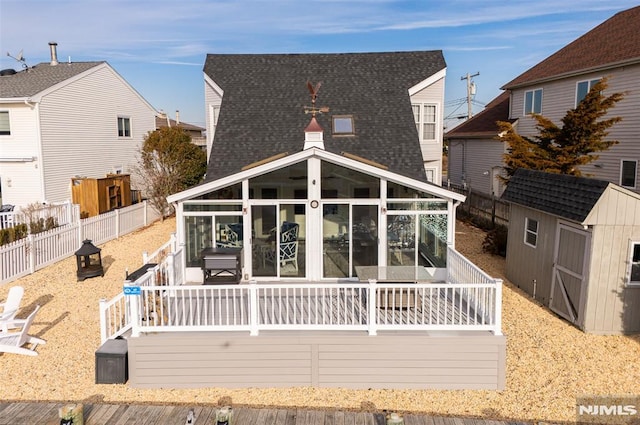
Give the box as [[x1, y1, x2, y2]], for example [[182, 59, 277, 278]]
[[461, 72, 480, 119]]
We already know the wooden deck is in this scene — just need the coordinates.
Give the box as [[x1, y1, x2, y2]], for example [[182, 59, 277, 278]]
[[0, 402, 532, 424]]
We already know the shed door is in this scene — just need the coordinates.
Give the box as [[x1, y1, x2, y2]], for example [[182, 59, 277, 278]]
[[550, 223, 590, 325]]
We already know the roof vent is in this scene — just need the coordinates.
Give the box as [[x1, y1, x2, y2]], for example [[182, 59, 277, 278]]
[[0, 69, 17, 76], [49, 42, 59, 66]]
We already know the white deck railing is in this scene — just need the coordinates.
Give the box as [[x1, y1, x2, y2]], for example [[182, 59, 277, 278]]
[[99, 242, 503, 342], [99, 246, 184, 342], [123, 280, 501, 338]]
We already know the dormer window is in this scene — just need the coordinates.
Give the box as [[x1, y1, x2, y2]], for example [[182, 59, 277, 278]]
[[332, 115, 354, 136]]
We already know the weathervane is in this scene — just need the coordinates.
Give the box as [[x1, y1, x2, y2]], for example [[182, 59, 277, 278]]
[[6, 49, 28, 70], [304, 81, 329, 117]]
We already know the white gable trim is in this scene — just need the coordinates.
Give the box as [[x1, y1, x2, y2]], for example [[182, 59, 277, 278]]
[[204, 74, 224, 97], [408, 68, 447, 96], [167, 147, 465, 204]]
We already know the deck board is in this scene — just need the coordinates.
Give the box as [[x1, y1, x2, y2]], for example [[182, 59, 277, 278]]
[[0, 402, 532, 424]]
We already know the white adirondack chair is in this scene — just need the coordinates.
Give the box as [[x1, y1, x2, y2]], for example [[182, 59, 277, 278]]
[[0, 286, 24, 332], [0, 305, 46, 356]]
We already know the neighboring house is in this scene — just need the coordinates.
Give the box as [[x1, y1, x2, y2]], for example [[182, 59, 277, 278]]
[[502, 169, 640, 334], [0, 43, 157, 209], [155, 111, 206, 151], [447, 6, 640, 198], [501, 5, 640, 192], [105, 52, 506, 391], [445, 91, 512, 197]]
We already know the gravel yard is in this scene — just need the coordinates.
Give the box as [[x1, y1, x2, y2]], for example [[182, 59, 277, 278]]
[[1, 217, 638, 423]]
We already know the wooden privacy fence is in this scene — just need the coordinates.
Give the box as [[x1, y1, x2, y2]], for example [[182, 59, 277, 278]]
[[446, 183, 510, 226], [0, 201, 161, 284]]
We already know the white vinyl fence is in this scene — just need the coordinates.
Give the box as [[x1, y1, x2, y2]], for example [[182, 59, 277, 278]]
[[0, 201, 76, 230], [0, 201, 161, 284]]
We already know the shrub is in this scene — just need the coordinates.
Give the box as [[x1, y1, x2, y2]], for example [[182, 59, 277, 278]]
[[482, 224, 508, 257], [0, 223, 28, 246]]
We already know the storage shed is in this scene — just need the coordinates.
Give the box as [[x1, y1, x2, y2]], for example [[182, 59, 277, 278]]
[[71, 174, 132, 218], [502, 169, 640, 334]]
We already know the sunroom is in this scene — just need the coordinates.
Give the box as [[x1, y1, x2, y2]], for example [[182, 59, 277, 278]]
[[170, 147, 458, 284]]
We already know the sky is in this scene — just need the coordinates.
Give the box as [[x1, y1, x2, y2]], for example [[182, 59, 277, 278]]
[[1, 0, 637, 131]]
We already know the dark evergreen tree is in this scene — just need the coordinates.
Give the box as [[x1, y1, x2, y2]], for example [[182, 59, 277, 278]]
[[499, 77, 624, 179]]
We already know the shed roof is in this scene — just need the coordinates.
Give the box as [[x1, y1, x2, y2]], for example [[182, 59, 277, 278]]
[[203, 51, 446, 182], [0, 61, 103, 98], [445, 91, 512, 139], [502, 6, 640, 89], [501, 169, 609, 222]]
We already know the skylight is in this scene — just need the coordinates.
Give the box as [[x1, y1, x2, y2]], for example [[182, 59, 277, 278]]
[[332, 115, 354, 135]]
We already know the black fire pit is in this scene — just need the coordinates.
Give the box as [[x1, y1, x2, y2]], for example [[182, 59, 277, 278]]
[[75, 239, 104, 281]]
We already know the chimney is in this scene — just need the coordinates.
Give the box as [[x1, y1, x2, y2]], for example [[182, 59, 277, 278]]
[[49, 42, 59, 66], [175, 110, 180, 124], [303, 116, 324, 150]]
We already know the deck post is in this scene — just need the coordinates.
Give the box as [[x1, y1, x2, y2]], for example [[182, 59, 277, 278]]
[[493, 279, 503, 335], [367, 279, 377, 336], [249, 280, 259, 335], [129, 286, 141, 338], [166, 254, 175, 286], [99, 298, 108, 343], [170, 233, 177, 252]]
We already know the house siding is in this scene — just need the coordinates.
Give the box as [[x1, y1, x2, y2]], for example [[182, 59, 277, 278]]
[[583, 187, 640, 334], [410, 77, 444, 183], [447, 138, 506, 196], [38, 65, 156, 203], [505, 205, 557, 304], [204, 78, 223, 161], [127, 331, 506, 390], [509, 63, 640, 193], [0, 103, 45, 206]]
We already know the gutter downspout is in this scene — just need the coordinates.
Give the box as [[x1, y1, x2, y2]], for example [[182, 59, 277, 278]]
[[34, 102, 47, 203]]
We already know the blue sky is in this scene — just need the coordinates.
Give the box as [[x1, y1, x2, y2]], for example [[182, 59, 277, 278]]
[[1, 0, 637, 130]]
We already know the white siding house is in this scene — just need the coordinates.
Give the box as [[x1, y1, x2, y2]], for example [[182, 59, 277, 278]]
[[0, 44, 157, 208]]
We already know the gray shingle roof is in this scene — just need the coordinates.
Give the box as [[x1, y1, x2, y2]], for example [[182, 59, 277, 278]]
[[203, 51, 446, 182], [501, 169, 609, 222], [0, 61, 103, 98]]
